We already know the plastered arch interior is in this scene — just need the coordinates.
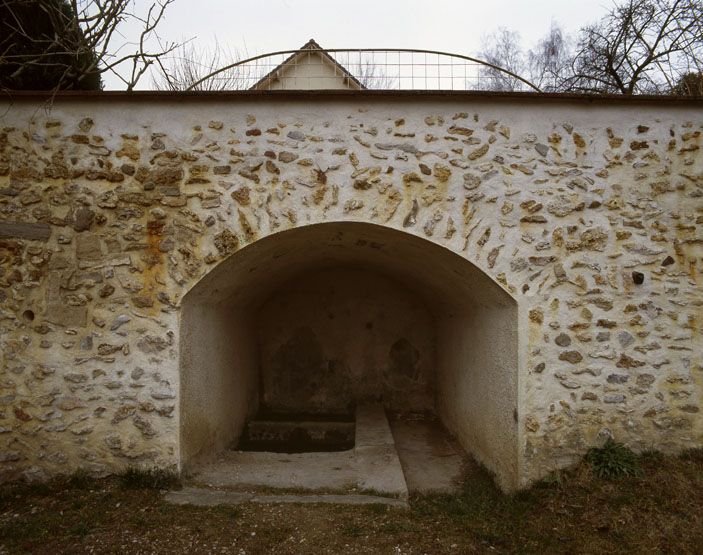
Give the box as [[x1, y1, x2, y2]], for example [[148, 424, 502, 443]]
[[180, 221, 519, 489]]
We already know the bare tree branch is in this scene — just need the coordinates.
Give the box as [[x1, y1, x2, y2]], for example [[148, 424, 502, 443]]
[[152, 39, 255, 91], [565, 0, 702, 94]]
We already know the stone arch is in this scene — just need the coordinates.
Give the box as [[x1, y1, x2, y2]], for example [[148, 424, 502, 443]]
[[179, 221, 520, 489]]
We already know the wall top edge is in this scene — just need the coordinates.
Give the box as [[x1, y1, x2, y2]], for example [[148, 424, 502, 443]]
[[2, 89, 702, 105]]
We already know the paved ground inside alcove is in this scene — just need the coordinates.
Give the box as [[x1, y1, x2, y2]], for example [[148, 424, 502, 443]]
[[167, 406, 469, 507], [388, 413, 469, 494]]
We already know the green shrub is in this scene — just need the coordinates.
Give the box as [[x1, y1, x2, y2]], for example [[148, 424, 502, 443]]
[[586, 439, 641, 479]]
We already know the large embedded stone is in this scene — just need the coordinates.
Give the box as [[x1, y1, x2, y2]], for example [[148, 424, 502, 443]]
[[75, 233, 103, 260], [0, 222, 51, 241], [72, 207, 95, 232], [554, 333, 571, 347], [559, 351, 583, 364]]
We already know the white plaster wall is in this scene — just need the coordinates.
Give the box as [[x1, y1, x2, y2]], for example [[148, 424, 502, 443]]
[[179, 302, 258, 467], [437, 305, 519, 491]]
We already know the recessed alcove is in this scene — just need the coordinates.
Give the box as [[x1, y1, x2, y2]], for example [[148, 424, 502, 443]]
[[179, 222, 519, 491]]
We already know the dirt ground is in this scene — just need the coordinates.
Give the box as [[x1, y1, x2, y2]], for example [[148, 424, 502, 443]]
[[0, 450, 701, 554]]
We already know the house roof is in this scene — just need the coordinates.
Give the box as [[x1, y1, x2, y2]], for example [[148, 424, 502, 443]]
[[250, 39, 366, 91]]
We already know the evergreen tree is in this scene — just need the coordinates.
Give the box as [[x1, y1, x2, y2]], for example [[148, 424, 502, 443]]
[[0, 0, 102, 90]]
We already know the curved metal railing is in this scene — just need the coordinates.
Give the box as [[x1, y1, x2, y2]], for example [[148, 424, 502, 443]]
[[183, 48, 541, 92]]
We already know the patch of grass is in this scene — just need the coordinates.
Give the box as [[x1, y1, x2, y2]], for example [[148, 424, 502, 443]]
[[66, 468, 97, 490], [68, 521, 91, 537], [0, 517, 52, 545], [0, 451, 700, 554], [257, 525, 292, 543], [639, 449, 665, 463], [586, 439, 641, 479], [215, 505, 242, 519], [679, 447, 703, 462], [129, 513, 149, 528], [534, 469, 567, 488], [379, 521, 418, 534], [366, 502, 388, 515], [341, 522, 363, 537], [117, 466, 180, 490], [413, 462, 531, 523]]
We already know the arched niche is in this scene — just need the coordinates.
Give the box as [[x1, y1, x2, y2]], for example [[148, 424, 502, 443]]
[[179, 222, 519, 489]]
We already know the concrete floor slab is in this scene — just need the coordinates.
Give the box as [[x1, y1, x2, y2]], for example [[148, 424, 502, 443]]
[[389, 415, 470, 494], [194, 450, 357, 490], [186, 404, 409, 501], [355, 445, 408, 497]]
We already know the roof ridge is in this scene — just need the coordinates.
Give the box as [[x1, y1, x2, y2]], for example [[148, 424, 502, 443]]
[[301, 38, 323, 50]]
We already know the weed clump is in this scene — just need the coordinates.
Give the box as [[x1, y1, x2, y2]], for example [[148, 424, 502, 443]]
[[586, 439, 641, 479], [66, 468, 96, 490], [679, 448, 703, 463], [117, 466, 180, 490]]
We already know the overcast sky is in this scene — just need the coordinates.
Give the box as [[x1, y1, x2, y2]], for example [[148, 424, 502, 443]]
[[105, 0, 614, 89]]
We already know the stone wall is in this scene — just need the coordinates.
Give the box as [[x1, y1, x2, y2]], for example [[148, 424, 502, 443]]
[[0, 92, 701, 488]]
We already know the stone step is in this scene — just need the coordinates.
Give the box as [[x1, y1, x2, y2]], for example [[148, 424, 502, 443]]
[[165, 487, 408, 508], [240, 419, 355, 452]]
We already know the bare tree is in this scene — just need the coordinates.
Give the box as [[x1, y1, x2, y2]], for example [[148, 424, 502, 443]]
[[351, 56, 397, 90], [527, 21, 573, 92], [477, 28, 528, 91], [566, 0, 703, 94], [0, 0, 178, 91], [153, 40, 258, 91]]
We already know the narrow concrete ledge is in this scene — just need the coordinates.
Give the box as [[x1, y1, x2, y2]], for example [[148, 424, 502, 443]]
[[165, 487, 408, 508], [355, 404, 409, 499], [166, 488, 251, 506], [355, 404, 396, 447]]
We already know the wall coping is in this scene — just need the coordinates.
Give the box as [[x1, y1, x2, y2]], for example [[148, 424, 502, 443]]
[[2, 89, 702, 105]]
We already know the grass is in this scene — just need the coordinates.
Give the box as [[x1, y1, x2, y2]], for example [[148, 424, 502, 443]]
[[585, 439, 641, 479], [0, 451, 700, 553], [116, 466, 180, 490]]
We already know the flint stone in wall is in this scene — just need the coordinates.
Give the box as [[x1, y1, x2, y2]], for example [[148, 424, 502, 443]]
[[287, 130, 306, 141], [374, 143, 419, 154], [45, 272, 87, 327], [618, 331, 635, 348], [0, 222, 51, 241], [547, 195, 585, 217], [554, 333, 571, 347], [75, 233, 103, 260], [535, 143, 549, 157], [559, 351, 583, 364], [72, 207, 95, 232], [137, 335, 168, 353]]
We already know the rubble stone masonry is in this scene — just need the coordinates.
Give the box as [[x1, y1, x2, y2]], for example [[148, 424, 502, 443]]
[[0, 92, 701, 487]]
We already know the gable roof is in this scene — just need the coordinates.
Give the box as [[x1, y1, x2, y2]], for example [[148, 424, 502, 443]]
[[250, 39, 366, 91]]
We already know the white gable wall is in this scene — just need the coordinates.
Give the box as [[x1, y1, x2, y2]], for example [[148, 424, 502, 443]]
[[256, 51, 362, 90]]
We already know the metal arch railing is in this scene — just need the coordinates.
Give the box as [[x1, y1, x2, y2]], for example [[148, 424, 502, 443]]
[[183, 48, 542, 92]]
